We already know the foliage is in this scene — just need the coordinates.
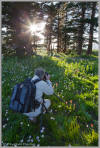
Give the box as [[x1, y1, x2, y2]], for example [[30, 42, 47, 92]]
[[2, 50, 98, 146], [2, 2, 98, 56]]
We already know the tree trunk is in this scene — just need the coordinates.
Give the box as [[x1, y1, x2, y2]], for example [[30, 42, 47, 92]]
[[77, 4, 86, 55], [87, 2, 96, 55], [57, 13, 61, 53], [63, 33, 67, 53]]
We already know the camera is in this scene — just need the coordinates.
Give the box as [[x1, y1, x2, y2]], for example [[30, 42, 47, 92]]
[[44, 72, 48, 80]]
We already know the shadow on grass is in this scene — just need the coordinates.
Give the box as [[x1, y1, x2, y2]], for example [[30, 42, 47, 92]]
[[2, 54, 98, 146]]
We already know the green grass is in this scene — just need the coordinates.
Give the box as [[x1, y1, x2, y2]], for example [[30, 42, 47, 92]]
[[2, 50, 98, 146]]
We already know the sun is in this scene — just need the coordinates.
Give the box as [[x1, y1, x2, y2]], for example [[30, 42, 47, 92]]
[[28, 22, 46, 44], [29, 24, 38, 34], [29, 22, 46, 34]]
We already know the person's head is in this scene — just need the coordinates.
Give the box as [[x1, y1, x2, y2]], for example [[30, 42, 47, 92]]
[[34, 67, 45, 80]]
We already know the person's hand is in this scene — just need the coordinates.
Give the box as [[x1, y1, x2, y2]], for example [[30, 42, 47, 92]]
[[46, 74, 50, 80]]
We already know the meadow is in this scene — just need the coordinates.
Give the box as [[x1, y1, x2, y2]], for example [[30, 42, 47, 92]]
[[2, 50, 98, 146]]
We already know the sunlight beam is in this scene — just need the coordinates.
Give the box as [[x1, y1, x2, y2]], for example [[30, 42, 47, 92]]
[[29, 24, 38, 34]]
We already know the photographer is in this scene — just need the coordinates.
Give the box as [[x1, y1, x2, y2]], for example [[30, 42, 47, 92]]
[[23, 67, 54, 122]]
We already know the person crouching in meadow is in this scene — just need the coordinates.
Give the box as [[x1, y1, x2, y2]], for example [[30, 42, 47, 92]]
[[23, 67, 54, 122]]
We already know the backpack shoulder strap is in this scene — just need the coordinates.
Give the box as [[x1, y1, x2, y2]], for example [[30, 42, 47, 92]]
[[31, 79, 41, 84]]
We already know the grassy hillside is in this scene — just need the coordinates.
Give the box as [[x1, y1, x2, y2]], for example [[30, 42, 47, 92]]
[[2, 51, 98, 146]]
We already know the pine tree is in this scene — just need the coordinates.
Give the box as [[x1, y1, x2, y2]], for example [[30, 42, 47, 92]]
[[87, 2, 97, 55], [77, 2, 87, 55]]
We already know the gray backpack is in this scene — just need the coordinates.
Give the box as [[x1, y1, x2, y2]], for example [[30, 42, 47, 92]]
[[9, 78, 41, 113]]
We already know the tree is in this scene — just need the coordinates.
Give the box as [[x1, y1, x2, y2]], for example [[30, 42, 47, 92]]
[[42, 2, 57, 55], [2, 2, 42, 56], [87, 2, 97, 55], [77, 3, 86, 55]]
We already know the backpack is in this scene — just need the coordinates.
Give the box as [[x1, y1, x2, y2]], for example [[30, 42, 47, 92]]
[[9, 78, 41, 113]]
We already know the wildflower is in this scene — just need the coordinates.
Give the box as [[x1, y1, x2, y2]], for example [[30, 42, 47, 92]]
[[3, 125, 5, 128], [20, 139, 23, 143], [27, 139, 30, 143], [86, 125, 88, 128], [29, 136, 32, 139], [91, 123, 93, 127], [36, 136, 40, 141], [3, 124, 7, 128], [65, 101, 68, 104], [50, 117, 55, 120], [42, 126, 45, 130], [70, 100, 72, 104], [36, 136, 40, 142], [6, 143, 8, 146], [7, 118, 9, 121], [56, 83, 58, 87], [20, 122, 23, 125], [40, 126, 45, 133], [5, 111, 8, 115], [37, 139, 40, 142], [27, 124, 29, 127], [40, 129, 44, 133], [58, 105, 61, 108], [31, 139, 34, 142], [41, 134, 44, 138]]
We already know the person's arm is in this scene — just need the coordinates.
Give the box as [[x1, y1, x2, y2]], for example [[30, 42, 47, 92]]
[[42, 75, 54, 95]]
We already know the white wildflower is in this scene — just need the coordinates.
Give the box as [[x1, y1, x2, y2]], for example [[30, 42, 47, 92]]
[[36, 136, 40, 140], [58, 105, 61, 108], [20, 122, 23, 125], [29, 136, 32, 139], [38, 139, 40, 142], [31, 139, 34, 142], [40, 126, 45, 133], [36, 136, 40, 142], [36, 136, 39, 139], [41, 134, 44, 138], [86, 125, 88, 128], [42, 127, 45, 130], [27, 124, 29, 127], [40, 129, 44, 133], [5, 111, 8, 115], [50, 117, 55, 120], [3, 124, 7, 128], [20, 139, 23, 143], [27, 139, 30, 143]]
